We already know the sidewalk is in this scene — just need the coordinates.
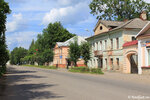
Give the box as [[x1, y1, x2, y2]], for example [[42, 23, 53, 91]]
[[57, 68, 150, 85]]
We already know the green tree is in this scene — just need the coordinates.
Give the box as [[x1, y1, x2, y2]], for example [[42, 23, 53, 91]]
[[0, 0, 11, 68], [80, 42, 91, 66], [89, 0, 150, 21], [32, 22, 75, 65], [10, 47, 28, 65], [68, 38, 81, 67], [42, 22, 75, 49]]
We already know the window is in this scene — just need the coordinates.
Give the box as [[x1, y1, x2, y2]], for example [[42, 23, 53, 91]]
[[132, 36, 136, 41], [110, 58, 113, 66], [100, 41, 102, 50], [105, 40, 107, 50], [96, 42, 98, 50], [111, 39, 113, 49], [105, 58, 107, 66], [116, 58, 119, 66], [116, 38, 119, 49], [100, 26, 103, 30]]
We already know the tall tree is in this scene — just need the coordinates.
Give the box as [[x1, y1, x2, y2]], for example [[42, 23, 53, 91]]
[[68, 38, 81, 67], [34, 22, 75, 65], [80, 42, 91, 66], [42, 22, 75, 49], [0, 0, 11, 67], [89, 0, 150, 21]]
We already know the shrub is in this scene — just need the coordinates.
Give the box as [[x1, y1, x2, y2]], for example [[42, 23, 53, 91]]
[[69, 67, 90, 73], [69, 67, 104, 75], [90, 68, 104, 74], [0, 66, 6, 77]]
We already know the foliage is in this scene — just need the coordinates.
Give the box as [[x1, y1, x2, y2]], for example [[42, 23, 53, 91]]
[[10, 47, 28, 65], [24, 65, 58, 69], [42, 22, 76, 49], [80, 42, 91, 66], [0, 66, 6, 77], [69, 67, 104, 74], [90, 68, 104, 74], [89, 0, 150, 21], [69, 67, 90, 73], [0, 0, 11, 68], [22, 22, 75, 66], [68, 38, 81, 66]]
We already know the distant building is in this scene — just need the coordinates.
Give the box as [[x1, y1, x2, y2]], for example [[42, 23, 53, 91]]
[[53, 36, 86, 68], [86, 12, 148, 73]]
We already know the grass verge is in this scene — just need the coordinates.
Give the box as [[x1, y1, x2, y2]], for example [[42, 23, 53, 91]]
[[69, 67, 104, 75], [23, 65, 58, 69]]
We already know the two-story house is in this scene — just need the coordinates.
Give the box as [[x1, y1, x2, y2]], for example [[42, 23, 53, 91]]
[[53, 36, 86, 68], [86, 12, 148, 72]]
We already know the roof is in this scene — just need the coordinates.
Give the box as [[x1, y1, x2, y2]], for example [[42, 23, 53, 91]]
[[123, 40, 138, 47], [136, 21, 150, 38], [56, 36, 86, 47], [94, 20, 124, 31], [87, 18, 149, 40]]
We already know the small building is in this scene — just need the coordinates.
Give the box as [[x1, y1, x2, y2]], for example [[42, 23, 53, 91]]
[[53, 36, 86, 68], [136, 22, 150, 74]]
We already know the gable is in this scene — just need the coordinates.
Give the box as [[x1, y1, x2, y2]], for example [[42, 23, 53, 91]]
[[94, 23, 109, 35]]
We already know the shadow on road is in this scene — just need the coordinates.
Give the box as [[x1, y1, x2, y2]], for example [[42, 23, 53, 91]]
[[0, 66, 64, 100]]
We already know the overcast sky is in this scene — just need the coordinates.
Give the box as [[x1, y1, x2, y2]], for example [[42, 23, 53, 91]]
[[5, 0, 150, 51]]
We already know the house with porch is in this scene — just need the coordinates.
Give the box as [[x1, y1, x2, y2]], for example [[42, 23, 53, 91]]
[[53, 36, 86, 68], [86, 12, 148, 73]]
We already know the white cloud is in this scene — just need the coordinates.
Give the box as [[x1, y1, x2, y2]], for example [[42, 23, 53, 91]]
[[42, 2, 89, 25], [6, 31, 38, 50], [6, 13, 25, 32], [144, 0, 150, 3]]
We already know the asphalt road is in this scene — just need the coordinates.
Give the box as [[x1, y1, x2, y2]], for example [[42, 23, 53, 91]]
[[0, 65, 150, 100]]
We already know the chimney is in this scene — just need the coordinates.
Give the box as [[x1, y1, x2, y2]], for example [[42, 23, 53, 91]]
[[140, 11, 147, 20]]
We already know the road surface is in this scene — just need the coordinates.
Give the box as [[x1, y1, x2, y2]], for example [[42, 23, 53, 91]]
[[0, 65, 150, 100]]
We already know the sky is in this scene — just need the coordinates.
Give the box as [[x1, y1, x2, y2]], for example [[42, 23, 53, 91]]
[[5, 0, 150, 51]]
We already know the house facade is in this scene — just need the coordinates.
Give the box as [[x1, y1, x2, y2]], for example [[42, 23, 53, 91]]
[[86, 15, 148, 73], [136, 22, 150, 74], [53, 36, 86, 68]]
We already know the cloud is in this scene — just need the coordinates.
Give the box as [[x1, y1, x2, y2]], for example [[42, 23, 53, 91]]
[[6, 13, 25, 32], [42, 2, 89, 25], [6, 31, 38, 50]]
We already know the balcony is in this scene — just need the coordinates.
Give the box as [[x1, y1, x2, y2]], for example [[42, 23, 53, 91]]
[[94, 50, 103, 57]]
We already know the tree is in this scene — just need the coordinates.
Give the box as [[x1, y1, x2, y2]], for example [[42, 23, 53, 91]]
[[0, 0, 11, 68], [42, 22, 76, 49], [10, 47, 28, 65], [32, 22, 75, 65], [80, 42, 91, 66], [89, 0, 150, 21], [68, 38, 81, 67]]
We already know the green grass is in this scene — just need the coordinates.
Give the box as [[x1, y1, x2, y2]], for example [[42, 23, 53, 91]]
[[69, 67, 104, 75], [23, 65, 58, 69]]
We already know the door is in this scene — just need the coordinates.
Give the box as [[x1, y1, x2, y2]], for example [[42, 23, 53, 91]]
[[130, 54, 138, 74]]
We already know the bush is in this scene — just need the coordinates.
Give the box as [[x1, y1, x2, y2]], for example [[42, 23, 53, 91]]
[[90, 68, 104, 74], [69, 67, 104, 75], [69, 67, 90, 73], [0, 66, 6, 77]]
